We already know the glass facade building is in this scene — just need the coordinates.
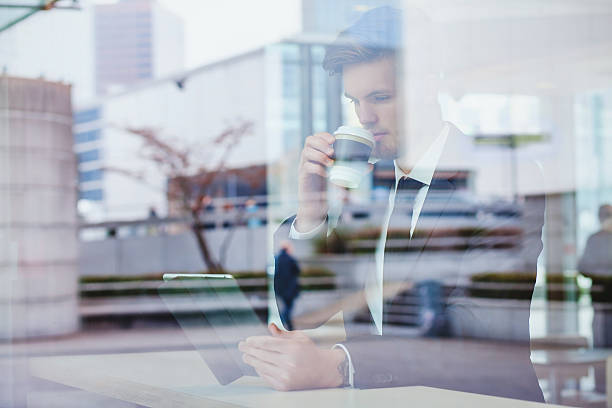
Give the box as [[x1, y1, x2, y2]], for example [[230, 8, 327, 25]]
[[94, 0, 184, 94], [73, 106, 104, 205]]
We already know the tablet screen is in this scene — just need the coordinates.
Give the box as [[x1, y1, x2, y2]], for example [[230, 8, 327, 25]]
[[158, 274, 268, 385]]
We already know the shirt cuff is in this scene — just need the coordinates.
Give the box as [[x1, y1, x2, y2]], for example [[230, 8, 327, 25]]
[[332, 343, 355, 388], [289, 217, 326, 240]]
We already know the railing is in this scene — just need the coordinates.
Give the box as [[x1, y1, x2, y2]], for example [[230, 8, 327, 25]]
[[79, 191, 524, 241], [79, 195, 270, 241]]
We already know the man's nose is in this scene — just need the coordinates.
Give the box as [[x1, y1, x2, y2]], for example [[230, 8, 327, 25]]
[[357, 103, 378, 127]]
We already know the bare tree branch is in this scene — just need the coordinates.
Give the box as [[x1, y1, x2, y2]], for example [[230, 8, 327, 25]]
[[107, 120, 254, 273]]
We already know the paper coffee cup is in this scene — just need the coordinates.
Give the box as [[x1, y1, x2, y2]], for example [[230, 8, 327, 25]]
[[329, 126, 375, 189]]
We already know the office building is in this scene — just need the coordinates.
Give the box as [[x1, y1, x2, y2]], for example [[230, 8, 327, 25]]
[[94, 0, 184, 94], [74, 48, 266, 221]]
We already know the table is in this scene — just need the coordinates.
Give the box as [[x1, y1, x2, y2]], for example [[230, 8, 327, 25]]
[[531, 348, 612, 405], [30, 350, 568, 407]]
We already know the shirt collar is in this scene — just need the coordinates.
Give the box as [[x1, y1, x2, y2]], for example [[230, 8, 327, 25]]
[[394, 123, 450, 186]]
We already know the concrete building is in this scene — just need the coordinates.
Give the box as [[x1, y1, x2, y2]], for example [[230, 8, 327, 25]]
[[94, 0, 184, 95], [0, 76, 79, 339]]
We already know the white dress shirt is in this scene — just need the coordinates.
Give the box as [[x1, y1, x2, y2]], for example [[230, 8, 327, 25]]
[[367, 123, 449, 336], [289, 123, 450, 386]]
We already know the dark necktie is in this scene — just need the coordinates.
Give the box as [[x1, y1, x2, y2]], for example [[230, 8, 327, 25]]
[[366, 174, 426, 334], [387, 176, 426, 245]]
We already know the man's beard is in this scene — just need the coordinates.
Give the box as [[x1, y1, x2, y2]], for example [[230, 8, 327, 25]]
[[371, 143, 399, 161]]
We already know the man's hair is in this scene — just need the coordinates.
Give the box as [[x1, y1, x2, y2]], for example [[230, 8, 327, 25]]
[[322, 6, 402, 75], [599, 204, 612, 222]]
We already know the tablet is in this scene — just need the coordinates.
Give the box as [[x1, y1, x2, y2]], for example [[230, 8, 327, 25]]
[[158, 273, 268, 385]]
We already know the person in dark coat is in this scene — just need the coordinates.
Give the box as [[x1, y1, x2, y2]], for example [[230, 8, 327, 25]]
[[274, 241, 301, 331], [579, 204, 612, 277], [578, 203, 612, 392]]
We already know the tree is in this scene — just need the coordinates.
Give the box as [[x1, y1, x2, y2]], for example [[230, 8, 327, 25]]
[[110, 120, 254, 273]]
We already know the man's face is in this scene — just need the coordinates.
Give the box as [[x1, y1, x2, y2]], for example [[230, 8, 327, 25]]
[[343, 56, 398, 160]]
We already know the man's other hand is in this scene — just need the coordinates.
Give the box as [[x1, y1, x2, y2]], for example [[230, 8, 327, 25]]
[[239, 323, 345, 391]]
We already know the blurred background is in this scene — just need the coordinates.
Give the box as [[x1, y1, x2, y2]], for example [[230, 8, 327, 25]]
[[1, 0, 611, 406]]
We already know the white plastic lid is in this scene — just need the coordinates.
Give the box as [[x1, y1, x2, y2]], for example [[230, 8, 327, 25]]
[[333, 126, 375, 145]]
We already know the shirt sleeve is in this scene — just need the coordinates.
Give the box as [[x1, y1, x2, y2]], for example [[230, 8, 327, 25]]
[[289, 217, 326, 240], [332, 343, 355, 388]]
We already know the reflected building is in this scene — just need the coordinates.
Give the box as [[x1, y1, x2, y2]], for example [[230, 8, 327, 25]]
[[94, 0, 184, 95]]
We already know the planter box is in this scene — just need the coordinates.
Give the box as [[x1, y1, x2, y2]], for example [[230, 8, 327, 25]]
[[447, 297, 531, 341], [448, 298, 573, 342], [300, 255, 370, 290], [300, 251, 524, 290]]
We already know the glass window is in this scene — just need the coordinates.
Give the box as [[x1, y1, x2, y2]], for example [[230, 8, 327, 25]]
[[79, 169, 103, 183], [6, 3, 612, 407], [74, 108, 100, 124], [79, 189, 103, 201], [77, 149, 100, 163]]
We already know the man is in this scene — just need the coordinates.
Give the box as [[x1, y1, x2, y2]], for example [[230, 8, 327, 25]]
[[579, 204, 612, 277], [578, 204, 612, 392], [274, 241, 301, 331], [239, 6, 544, 401]]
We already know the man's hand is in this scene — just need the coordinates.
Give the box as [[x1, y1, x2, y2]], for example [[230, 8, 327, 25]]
[[239, 323, 345, 391], [296, 132, 335, 232]]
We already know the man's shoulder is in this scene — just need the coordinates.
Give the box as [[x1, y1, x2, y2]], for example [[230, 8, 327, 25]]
[[589, 230, 612, 242]]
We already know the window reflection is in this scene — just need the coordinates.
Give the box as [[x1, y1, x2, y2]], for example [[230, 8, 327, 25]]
[[1, 1, 612, 407]]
